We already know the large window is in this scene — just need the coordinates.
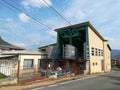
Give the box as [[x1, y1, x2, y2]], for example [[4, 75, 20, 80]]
[[23, 59, 33, 69]]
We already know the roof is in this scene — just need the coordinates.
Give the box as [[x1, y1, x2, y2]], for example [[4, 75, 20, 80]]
[[55, 21, 107, 41], [0, 37, 25, 50], [1, 50, 47, 55], [38, 43, 56, 49], [0, 55, 15, 58]]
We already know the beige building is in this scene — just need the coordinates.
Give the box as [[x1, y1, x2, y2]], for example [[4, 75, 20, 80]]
[[39, 22, 111, 74], [0, 50, 47, 76], [88, 25, 111, 74]]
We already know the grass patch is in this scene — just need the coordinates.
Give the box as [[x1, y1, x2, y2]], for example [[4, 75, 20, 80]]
[[0, 73, 7, 79]]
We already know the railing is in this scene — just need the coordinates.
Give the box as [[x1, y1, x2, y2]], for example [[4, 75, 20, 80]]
[[0, 65, 17, 77], [0, 64, 84, 83], [18, 66, 48, 83]]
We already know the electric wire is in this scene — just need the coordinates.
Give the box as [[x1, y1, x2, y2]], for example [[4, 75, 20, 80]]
[[1, 0, 52, 30], [42, 0, 72, 25]]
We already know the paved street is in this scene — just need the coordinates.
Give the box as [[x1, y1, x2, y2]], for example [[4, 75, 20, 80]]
[[29, 69, 120, 90]]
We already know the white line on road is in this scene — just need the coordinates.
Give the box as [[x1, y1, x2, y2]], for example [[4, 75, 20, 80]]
[[30, 73, 107, 90], [31, 87, 45, 90], [48, 84, 59, 87]]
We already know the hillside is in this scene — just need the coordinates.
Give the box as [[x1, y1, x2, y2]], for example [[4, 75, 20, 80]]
[[111, 49, 120, 59]]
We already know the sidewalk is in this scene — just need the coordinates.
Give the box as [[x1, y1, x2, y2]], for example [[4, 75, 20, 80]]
[[0, 73, 105, 90]]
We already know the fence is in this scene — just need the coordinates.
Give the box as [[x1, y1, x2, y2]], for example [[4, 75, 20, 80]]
[[18, 64, 84, 83], [0, 60, 18, 77], [0, 64, 84, 83], [18, 66, 48, 83]]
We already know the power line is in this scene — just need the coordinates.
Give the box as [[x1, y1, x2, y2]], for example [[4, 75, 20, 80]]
[[42, 0, 72, 25], [1, 0, 52, 30]]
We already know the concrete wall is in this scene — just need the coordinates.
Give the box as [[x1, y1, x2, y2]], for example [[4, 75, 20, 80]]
[[88, 27, 104, 74], [18, 55, 41, 70], [0, 77, 17, 86], [103, 41, 111, 72]]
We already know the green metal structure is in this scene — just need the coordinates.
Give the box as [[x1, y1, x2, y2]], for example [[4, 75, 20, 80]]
[[55, 23, 90, 60]]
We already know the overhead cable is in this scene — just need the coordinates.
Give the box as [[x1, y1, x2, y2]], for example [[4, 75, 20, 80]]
[[1, 0, 52, 30], [42, 0, 72, 25]]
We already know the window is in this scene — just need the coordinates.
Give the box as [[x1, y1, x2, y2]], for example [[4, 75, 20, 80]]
[[96, 62, 97, 65], [98, 49, 100, 56], [101, 50, 103, 56], [41, 49, 46, 51], [91, 47, 94, 55], [23, 59, 33, 69], [95, 48, 98, 56]]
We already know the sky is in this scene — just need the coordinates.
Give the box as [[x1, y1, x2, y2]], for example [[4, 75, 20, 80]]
[[0, 0, 120, 49]]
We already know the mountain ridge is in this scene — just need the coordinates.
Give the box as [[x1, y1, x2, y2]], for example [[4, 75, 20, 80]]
[[111, 49, 120, 59]]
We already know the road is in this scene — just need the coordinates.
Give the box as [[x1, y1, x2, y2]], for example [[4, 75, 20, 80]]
[[29, 69, 120, 90]]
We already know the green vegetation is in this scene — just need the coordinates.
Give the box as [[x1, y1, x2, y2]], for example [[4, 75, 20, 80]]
[[116, 63, 120, 68], [0, 73, 7, 79]]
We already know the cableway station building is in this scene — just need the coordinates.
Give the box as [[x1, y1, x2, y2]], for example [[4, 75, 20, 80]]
[[39, 22, 111, 74]]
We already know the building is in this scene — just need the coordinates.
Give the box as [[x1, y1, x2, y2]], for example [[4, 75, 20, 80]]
[[0, 50, 47, 76], [39, 22, 111, 74], [111, 58, 120, 66], [0, 36, 24, 52]]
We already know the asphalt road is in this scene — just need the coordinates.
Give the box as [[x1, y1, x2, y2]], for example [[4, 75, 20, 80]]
[[29, 69, 120, 90]]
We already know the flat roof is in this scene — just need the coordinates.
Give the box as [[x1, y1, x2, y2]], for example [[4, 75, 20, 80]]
[[0, 55, 15, 58], [1, 50, 47, 55]]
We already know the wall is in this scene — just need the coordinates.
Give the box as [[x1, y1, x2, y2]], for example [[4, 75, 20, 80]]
[[0, 77, 17, 86], [103, 41, 111, 72], [18, 55, 41, 73], [88, 27, 104, 74], [48, 45, 60, 59]]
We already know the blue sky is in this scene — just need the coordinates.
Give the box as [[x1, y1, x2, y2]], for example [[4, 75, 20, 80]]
[[0, 0, 120, 49]]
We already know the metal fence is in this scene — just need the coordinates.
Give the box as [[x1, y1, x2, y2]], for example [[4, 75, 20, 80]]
[[18, 66, 48, 83], [0, 63, 84, 83]]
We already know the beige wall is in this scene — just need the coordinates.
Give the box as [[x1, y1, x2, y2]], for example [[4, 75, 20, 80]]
[[103, 41, 111, 72], [18, 55, 41, 69], [88, 27, 104, 74]]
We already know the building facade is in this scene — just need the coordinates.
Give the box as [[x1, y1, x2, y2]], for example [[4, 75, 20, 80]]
[[0, 50, 47, 76], [55, 22, 111, 74], [39, 22, 111, 74]]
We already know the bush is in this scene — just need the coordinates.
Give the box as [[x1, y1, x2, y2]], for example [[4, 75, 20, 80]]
[[116, 63, 120, 68], [0, 73, 6, 79]]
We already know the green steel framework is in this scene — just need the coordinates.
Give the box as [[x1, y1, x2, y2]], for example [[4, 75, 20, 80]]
[[56, 25, 89, 60]]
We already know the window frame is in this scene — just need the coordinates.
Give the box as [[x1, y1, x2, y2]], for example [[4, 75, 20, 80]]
[[23, 59, 34, 69]]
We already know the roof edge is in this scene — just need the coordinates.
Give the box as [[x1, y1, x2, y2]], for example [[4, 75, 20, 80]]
[[54, 21, 107, 41]]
